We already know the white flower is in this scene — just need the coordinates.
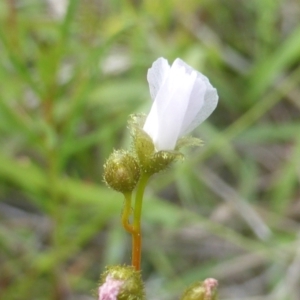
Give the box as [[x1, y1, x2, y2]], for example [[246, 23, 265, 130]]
[[143, 57, 218, 151]]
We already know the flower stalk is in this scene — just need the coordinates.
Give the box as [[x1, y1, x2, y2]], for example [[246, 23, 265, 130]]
[[121, 192, 135, 234], [119, 175, 149, 270], [131, 173, 150, 271], [102, 57, 219, 295]]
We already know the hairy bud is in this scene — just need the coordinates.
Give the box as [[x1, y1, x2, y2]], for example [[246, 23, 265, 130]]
[[103, 150, 140, 193], [181, 278, 218, 300], [99, 265, 145, 300]]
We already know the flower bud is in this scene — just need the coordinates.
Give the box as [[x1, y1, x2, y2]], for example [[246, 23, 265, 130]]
[[103, 150, 140, 193], [181, 278, 218, 300], [98, 265, 145, 300]]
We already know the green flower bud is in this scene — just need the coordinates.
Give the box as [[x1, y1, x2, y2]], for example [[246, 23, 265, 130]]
[[103, 150, 140, 193], [98, 265, 145, 300], [181, 278, 218, 300]]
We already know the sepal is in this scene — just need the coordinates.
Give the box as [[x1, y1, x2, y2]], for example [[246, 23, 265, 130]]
[[130, 114, 183, 175], [175, 136, 203, 151]]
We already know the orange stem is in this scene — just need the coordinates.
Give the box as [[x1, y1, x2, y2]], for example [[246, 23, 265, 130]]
[[131, 174, 149, 271], [132, 232, 142, 270], [121, 193, 135, 234]]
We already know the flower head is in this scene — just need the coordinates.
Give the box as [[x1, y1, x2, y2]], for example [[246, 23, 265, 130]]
[[181, 278, 218, 300], [143, 58, 218, 151], [98, 275, 124, 300], [98, 265, 145, 300]]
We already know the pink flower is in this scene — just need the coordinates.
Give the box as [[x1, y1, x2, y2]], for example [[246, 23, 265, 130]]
[[203, 278, 218, 299], [98, 275, 124, 300]]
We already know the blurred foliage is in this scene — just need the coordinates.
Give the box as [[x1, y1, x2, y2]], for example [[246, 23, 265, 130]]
[[0, 0, 300, 299]]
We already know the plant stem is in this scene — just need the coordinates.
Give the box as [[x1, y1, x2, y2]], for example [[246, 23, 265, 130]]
[[131, 173, 149, 271], [121, 192, 135, 234]]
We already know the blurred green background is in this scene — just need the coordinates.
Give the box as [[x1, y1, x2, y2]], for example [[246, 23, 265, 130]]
[[1, 0, 300, 299]]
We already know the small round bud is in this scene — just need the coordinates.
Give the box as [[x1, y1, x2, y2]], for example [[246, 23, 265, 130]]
[[99, 265, 145, 300], [181, 278, 218, 300], [103, 150, 140, 193]]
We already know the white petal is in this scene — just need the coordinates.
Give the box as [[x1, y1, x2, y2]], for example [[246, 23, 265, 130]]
[[143, 99, 159, 145], [144, 57, 218, 151], [144, 61, 197, 150], [147, 57, 170, 101], [181, 75, 218, 135], [178, 74, 206, 135], [168, 59, 218, 136]]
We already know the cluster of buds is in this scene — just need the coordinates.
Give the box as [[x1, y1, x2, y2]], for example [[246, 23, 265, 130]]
[[98, 266, 218, 300]]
